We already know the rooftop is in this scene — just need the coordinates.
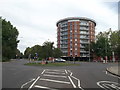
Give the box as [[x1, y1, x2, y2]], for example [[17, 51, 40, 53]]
[[56, 17, 96, 26]]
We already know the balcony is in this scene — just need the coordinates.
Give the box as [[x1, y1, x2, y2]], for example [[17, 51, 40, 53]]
[[61, 33, 68, 36], [61, 46, 68, 49], [61, 37, 68, 40], [80, 37, 89, 40], [80, 41, 89, 44], [80, 50, 87, 53], [80, 32, 89, 35], [80, 23, 89, 26], [80, 46, 85, 48]]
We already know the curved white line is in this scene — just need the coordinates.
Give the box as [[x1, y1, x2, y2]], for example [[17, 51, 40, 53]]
[[67, 70, 84, 90], [97, 81, 120, 90], [21, 79, 35, 88]]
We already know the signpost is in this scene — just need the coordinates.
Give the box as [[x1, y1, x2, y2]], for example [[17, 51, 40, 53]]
[[73, 57, 75, 64]]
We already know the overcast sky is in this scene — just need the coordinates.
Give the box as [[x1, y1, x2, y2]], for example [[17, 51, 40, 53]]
[[0, 0, 119, 53]]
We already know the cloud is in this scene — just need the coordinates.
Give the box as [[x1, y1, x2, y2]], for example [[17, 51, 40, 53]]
[[0, 0, 118, 53]]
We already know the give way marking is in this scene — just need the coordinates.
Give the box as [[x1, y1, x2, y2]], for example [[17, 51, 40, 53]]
[[21, 69, 84, 90]]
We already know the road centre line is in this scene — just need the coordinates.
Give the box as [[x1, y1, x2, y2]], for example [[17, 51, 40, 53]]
[[68, 76, 76, 88], [34, 85, 58, 90], [43, 74, 67, 78], [40, 78, 71, 84], [45, 71, 66, 75]]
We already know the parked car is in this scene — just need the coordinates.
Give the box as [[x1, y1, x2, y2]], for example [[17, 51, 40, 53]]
[[54, 58, 66, 62]]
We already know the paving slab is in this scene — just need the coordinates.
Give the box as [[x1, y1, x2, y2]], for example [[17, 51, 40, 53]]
[[107, 66, 120, 77]]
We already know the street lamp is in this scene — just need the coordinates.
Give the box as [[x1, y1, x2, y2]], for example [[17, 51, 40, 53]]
[[89, 39, 90, 62]]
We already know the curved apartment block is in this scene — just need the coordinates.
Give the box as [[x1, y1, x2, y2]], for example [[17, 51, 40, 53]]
[[56, 17, 96, 60]]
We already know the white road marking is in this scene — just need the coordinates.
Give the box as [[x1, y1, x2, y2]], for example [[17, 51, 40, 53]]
[[102, 84, 112, 89], [97, 81, 120, 90], [65, 70, 68, 74], [21, 79, 35, 88], [68, 76, 76, 88], [67, 70, 84, 90], [45, 71, 66, 75], [34, 85, 58, 90], [106, 71, 107, 74], [22, 69, 83, 89], [43, 74, 67, 78], [28, 70, 46, 90], [45, 69, 65, 72], [41, 69, 46, 74], [40, 78, 71, 84], [28, 76, 40, 90]]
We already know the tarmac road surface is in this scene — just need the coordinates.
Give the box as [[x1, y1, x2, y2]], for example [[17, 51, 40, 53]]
[[2, 59, 119, 89]]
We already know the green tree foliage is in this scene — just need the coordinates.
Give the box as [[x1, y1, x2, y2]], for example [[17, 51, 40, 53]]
[[53, 48, 63, 58], [96, 32, 111, 58], [109, 30, 120, 59], [90, 29, 120, 60], [16, 49, 23, 59], [24, 41, 62, 59], [42, 41, 54, 58], [2, 18, 19, 61], [24, 45, 42, 58]]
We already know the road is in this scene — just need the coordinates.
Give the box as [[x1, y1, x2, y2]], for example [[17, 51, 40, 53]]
[[2, 59, 119, 89]]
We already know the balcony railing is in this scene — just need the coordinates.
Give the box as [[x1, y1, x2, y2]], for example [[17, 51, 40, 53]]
[[80, 41, 89, 44], [80, 23, 89, 26]]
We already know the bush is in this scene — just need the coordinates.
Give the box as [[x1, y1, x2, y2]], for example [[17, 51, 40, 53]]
[[2, 57, 10, 62], [38, 58, 42, 61]]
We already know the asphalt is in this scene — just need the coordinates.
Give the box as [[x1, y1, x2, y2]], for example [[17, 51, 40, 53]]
[[2, 59, 120, 89]]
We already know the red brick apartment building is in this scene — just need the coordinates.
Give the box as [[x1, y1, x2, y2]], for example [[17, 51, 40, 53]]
[[56, 17, 96, 61]]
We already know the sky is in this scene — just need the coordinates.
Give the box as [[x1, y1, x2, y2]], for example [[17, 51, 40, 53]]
[[0, 0, 119, 53]]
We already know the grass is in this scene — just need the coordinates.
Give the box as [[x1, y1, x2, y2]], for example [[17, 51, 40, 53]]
[[25, 62, 80, 66]]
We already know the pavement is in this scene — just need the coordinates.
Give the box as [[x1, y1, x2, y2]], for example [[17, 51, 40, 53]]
[[106, 65, 120, 77]]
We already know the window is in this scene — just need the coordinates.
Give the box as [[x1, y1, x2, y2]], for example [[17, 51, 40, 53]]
[[75, 48, 77, 50], [75, 43, 77, 46], [75, 35, 77, 37], [75, 52, 77, 55], [75, 39, 77, 41]]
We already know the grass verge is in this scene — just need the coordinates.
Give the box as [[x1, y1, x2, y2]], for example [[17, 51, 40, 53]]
[[25, 62, 80, 66]]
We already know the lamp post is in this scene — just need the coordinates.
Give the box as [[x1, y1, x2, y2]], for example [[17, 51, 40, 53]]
[[73, 57, 75, 64], [105, 36, 108, 63], [89, 39, 90, 62]]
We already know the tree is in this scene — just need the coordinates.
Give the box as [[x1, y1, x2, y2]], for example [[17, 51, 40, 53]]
[[42, 41, 54, 59], [24, 47, 32, 58], [24, 40, 63, 60], [16, 49, 23, 59], [109, 30, 120, 60], [90, 31, 112, 61], [53, 48, 63, 58], [2, 18, 19, 61]]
